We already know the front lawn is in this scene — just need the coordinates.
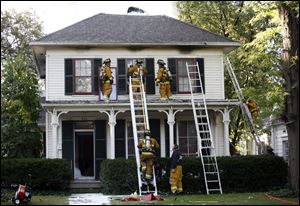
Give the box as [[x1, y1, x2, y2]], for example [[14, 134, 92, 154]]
[[112, 192, 299, 205], [1, 195, 68, 205]]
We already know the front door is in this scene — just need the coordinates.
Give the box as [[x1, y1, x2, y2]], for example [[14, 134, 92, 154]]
[[74, 132, 94, 179]]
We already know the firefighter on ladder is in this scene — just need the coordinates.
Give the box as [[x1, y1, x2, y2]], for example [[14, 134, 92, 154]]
[[101, 58, 113, 103], [246, 99, 259, 124], [128, 59, 147, 93], [137, 129, 159, 184], [155, 59, 173, 100], [170, 144, 183, 194]]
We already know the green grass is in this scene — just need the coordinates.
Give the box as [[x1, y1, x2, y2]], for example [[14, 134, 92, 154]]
[[1, 195, 68, 205], [111, 192, 299, 205], [1, 192, 298, 205]]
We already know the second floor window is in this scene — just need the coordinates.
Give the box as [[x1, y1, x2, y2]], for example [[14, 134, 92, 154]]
[[167, 58, 205, 94], [65, 58, 101, 95], [75, 60, 92, 94]]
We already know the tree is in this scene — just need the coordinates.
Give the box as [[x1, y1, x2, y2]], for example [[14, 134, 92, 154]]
[[1, 9, 43, 74], [1, 51, 42, 158], [1, 9, 44, 158], [177, 1, 285, 154], [278, 1, 299, 194]]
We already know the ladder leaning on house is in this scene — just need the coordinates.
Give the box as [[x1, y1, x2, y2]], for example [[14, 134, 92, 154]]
[[186, 62, 223, 194], [223, 57, 262, 148], [128, 73, 158, 196]]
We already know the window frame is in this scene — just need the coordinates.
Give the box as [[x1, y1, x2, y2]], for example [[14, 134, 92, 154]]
[[177, 120, 198, 156], [176, 58, 197, 94], [73, 59, 94, 95]]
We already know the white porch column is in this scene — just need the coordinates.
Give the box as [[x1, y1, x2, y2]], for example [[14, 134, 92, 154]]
[[159, 107, 183, 157], [51, 109, 58, 158], [160, 118, 166, 157], [100, 108, 125, 159], [223, 108, 231, 156], [50, 109, 68, 159], [109, 112, 116, 160], [214, 108, 232, 156]]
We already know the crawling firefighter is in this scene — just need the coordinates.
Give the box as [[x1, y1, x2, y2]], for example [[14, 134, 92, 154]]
[[246, 99, 260, 124], [155, 59, 173, 100], [128, 60, 148, 93], [137, 130, 159, 184], [101, 58, 113, 102]]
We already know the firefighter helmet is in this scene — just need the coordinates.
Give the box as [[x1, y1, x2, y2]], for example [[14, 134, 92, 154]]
[[144, 129, 151, 136], [104, 58, 111, 64], [136, 59, 143, 65], [157, 59, 166, 65]]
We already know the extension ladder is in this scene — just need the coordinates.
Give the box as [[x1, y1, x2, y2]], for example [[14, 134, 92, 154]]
[[129, 73, 158, 196], [186, 62, 223, 194], [223, 57, 262, 147]]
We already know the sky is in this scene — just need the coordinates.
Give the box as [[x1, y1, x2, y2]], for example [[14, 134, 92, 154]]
[[1, 1, 179, 35]]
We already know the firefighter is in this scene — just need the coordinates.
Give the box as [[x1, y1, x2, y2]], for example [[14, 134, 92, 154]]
[[128, 59, 147, 93], [137, 129, 159, 183], [155, 59, 172, 100], [101, 58, 113, 102], [246, 99, 259, 124], [169, 144, 183, 194]]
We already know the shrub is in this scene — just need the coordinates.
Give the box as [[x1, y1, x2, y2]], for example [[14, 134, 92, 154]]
[[99, 158, 137, 195], [1, 158, 72, 190], [99, 155, 288, 194]]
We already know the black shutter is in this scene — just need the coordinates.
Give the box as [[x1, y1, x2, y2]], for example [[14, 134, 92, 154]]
[[117, 59, 126, 95], [62, 121, 74, 177], [167, 58, 177, 94], [165, 119, 170, 157], [149, 119, 161, 157], [95, 120, 106, 180], [65, 59, 73, 95], [93, 59, 102, 95], [196, 58, 205, 93], [115, 120, 126, 158], [145, 58, 155, 94]]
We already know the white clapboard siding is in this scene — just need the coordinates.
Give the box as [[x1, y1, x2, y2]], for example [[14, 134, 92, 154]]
[[46, 48, 224, 101]]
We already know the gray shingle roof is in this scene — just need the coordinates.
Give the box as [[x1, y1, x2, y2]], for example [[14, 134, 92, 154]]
[[31, 13, 239, 46]]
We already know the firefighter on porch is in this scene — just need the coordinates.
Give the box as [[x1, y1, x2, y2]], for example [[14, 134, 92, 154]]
[[155, 59, 172, 100], [137, 129, 160, 183], [128, 59, 148, 93], [170, 144, 183, 194], [101, 58, 113, 102], [246, 99, 260, 124]]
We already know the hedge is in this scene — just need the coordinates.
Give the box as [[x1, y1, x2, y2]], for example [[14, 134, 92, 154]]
[[1, 158, 72, 190], [99, 155, 288, 195]]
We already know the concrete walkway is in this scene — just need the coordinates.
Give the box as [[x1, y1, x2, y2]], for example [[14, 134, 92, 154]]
[[68, 193, 111, 205]]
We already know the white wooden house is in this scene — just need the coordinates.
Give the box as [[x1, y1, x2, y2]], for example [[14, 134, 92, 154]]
[[31, 13, 240, 181]]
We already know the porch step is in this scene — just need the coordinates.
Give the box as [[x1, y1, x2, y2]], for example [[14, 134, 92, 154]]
[[69, 180, 101, 193]]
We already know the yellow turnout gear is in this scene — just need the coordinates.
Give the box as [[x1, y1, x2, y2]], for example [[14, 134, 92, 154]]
[[137, 137, 159, 180], [156, 66, 172, 99], [128, 64, 147, 92], [101, 65, 113, 100]]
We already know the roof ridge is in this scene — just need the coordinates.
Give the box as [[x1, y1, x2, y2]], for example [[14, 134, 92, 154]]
[[161, 15, 237, 43]]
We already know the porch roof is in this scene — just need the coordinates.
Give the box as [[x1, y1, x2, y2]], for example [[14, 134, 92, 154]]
[[42, 99, 240, 111]]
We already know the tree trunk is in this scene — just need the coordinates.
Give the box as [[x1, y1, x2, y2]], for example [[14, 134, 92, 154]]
[[279, 3, 299, 193]]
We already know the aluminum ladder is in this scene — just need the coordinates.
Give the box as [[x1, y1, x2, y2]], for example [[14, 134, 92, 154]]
[[186, 62, 223, 194], [129, 74, 158, 196], [223, 57, 262, 148]]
